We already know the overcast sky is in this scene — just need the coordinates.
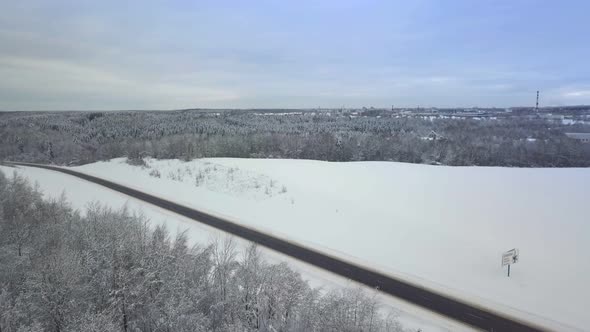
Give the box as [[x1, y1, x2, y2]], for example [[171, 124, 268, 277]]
[[1, 0, 589, 110]]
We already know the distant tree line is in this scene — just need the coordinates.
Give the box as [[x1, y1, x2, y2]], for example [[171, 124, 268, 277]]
[[1, 110, 589, 167], [0, 169, 404, 332]]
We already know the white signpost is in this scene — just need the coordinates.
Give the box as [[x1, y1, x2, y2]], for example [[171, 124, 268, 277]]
[[502, 248, 519, 277]]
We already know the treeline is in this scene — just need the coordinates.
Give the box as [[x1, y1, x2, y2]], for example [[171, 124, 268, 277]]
[[1, 110, 589, 167], [0, 169, 404, 332]]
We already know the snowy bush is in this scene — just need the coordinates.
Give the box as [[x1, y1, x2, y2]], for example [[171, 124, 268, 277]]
[[195, 170, 205, 186], [126, 156, 147, 167]]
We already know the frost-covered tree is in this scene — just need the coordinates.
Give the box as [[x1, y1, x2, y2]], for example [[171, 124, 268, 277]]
[[0, 169, 411, 332], [1, 110, 589, 166]]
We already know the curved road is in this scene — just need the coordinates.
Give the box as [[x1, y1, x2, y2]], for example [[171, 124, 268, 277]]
[[7, 161, 546, 332]]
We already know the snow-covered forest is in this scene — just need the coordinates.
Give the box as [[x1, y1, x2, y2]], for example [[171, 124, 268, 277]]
[[0, 170, 404, 332], [1, 110, 589, 167]]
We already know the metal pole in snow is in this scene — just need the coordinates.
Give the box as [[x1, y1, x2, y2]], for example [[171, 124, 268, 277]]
[[507, 264, 510, 277]]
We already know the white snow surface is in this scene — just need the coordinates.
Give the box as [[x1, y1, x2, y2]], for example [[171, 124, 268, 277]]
[[4, 158, 590, 331], [66, 158, 590, 331]]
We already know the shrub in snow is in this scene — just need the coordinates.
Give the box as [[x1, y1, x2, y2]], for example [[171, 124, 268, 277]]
[[195, 171, 205, 186], [126, 157, 147, 167]]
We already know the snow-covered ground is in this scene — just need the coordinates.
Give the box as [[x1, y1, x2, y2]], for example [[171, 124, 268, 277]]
[[0, 164, 467, 332], [67, 158, 589, 331], [4, 158, 589, 331]]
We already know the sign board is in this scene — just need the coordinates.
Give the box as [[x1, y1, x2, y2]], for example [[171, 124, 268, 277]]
[[502, 248, 519, 267]]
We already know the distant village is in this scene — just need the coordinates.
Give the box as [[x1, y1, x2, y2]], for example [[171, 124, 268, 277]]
[[238, 104, 590, 124], [249, 105, 590, 145]]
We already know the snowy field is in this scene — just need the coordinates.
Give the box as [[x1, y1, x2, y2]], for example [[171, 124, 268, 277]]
[[0, 164, 468, 332], [3, 158, 590, 331]]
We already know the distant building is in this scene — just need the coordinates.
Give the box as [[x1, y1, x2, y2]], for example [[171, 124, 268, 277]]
[[565, 133, 590, 143], [540, 114, 565, 122], [422, 130, 447, 141]]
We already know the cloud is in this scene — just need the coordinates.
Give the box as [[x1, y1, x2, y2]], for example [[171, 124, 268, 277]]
[[0, 56, 240, 110], [563, 90, 590, 98], [0, 1, 589, 109]]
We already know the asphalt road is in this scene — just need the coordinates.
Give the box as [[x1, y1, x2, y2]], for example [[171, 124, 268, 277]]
[[7, 161, 546, 332]]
